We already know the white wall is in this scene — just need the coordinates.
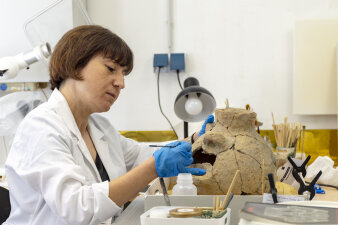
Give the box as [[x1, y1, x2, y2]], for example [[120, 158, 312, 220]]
[[3, 1, 337, 140], [87, 0, 338, 139]]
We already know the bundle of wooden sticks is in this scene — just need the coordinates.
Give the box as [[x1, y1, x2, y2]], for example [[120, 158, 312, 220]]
[[271, 113, 302, 148], [213, 170, 239, 212]]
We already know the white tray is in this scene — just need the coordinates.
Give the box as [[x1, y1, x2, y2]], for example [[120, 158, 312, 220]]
[[140, 206, 231, 225]]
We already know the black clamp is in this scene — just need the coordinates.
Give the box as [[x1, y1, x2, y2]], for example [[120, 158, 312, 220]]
[[293, 170, 322, 200], [268, 173, 278, 203], [287, 155, 311, 183]]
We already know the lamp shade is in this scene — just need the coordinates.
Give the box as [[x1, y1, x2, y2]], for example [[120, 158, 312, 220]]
[[174, 77, 216, 122]]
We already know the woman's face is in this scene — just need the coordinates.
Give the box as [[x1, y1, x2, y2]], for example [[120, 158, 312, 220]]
[[75, 54, 127, 113]]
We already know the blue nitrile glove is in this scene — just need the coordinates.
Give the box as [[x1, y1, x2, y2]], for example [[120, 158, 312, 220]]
[[198, 114, 214, 137], [153, 141, 206, 177]]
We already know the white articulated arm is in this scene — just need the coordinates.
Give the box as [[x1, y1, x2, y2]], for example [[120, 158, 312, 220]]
[[0, 42, 51, 80]]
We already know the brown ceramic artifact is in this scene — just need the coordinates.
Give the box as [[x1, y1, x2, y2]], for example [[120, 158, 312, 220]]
[[191, 107, 276, 195]]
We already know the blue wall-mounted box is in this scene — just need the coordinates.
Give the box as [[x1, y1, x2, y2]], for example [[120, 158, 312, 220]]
[[153, 54, 169, 68], [170, 53, 185, 71]]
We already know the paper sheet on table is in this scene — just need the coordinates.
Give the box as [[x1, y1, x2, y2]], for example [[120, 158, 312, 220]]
[[262, 193, 305, 203]]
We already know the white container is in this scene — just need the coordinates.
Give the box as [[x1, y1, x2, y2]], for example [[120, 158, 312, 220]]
[[140, 206, 231, 225], [143, 178, 263, 225], [172, 173, 197, 195]]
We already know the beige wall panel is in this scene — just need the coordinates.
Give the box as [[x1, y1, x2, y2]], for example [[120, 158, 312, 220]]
[[293, 19, 338, 115]]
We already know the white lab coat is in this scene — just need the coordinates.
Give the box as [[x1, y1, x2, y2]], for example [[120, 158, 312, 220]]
[[4, 89, 155, 225]]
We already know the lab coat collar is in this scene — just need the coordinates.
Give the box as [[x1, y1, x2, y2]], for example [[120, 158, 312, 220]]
[[88, 117, 105, 140], [48, 89, 82, 138], [88, 118, 115, 182], [48, 89, 102, 181]]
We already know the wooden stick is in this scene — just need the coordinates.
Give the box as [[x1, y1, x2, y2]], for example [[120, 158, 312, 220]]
[[272, 124, 277, 146], [271, 112, 275, 125], [287, 125, 292, 147], [220, 170, 240, 210], [283, 118, 286, 144], [216, 196, 220, 211], [225, 98, 229, 109], [213, 196, 216, 211], [261, 159, 265, 194], [277, 126, 282, 147]]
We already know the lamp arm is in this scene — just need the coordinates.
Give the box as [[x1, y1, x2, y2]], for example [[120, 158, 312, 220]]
[[0, 43, 51, 80]]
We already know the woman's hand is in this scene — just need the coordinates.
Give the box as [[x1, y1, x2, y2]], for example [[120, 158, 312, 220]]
[[153, 141, 206, 177]]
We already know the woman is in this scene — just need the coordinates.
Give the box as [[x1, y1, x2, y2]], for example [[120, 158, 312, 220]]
[[4, 25, 212, 225]]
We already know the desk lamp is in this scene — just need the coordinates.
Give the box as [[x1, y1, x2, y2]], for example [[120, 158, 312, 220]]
[[0, 43, 51, 80], [174, 77, 216, 138]]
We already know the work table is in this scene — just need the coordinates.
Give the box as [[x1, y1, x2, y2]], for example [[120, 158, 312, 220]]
[[113, 186, 338, 225]]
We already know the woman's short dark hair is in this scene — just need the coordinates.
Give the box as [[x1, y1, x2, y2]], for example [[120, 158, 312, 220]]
[[49, 25, 133, 90]]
